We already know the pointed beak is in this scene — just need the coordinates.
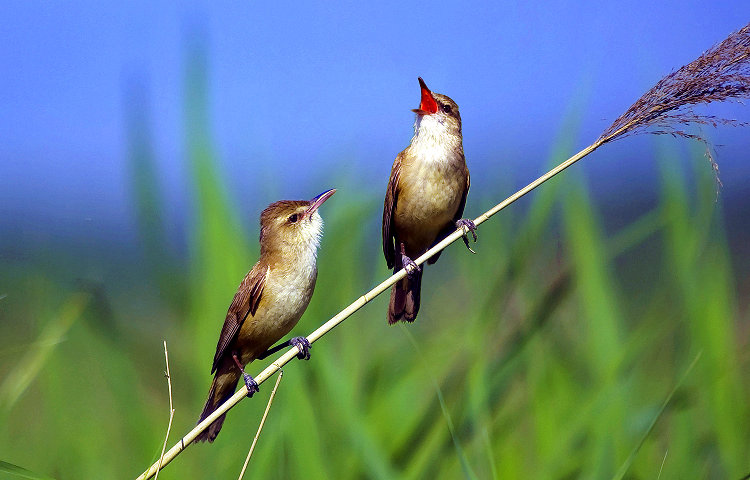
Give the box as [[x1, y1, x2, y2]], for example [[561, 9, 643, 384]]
[[305, 188, 336, 218], [412, 77, 438, 115]]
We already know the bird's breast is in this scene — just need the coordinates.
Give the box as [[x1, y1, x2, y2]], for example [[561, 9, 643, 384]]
[[263, 260, 317, 328], [394, 148, 467, 253], [237, 256, 317, 358]]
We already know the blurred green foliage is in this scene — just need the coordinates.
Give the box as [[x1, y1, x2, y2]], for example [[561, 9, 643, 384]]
[[1, 47, 749, 480]]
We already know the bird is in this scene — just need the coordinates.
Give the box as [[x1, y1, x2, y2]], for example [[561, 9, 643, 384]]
[[382, 77, 476, 324], [195, 189, 336, 443]]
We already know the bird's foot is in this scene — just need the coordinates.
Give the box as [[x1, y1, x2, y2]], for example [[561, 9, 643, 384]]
[[402, 254, 420, 277], [456, 218, 478, 254], [241, 372, 260, 398], [233, 353, 259, 397], [290, 336, 312, 360], [400, 243, 421, 278], [257, 336, 312, 361]]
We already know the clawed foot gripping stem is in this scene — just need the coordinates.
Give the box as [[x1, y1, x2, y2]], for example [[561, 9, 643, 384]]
[[233, 353, 259, 397], [456, 218, 478, 254]]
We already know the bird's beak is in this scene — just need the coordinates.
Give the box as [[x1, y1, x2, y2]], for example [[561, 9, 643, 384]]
[[305, 188, 336, 218], [412, 77, 438, 115]]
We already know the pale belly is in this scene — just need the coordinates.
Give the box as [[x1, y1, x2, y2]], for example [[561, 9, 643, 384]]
[[236, 264, 317, 363], [394, 160, 466, 255]]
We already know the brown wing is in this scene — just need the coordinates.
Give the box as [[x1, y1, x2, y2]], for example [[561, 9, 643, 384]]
[[453, 167, 470, 222], [382, 153, 403, 270], [211, 263, 268, 373]]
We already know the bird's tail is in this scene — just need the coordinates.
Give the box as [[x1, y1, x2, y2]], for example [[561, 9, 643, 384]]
[[388, 267, 422, 324], [194, 360, 240, 443]]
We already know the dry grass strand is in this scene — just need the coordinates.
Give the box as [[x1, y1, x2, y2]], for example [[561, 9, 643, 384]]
[[237, 371, 284, 480], [154, 341, 175, 480], [600, 22, 750, 144]]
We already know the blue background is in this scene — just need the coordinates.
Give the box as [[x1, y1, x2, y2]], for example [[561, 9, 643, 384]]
[[1, 1, 749, 255]]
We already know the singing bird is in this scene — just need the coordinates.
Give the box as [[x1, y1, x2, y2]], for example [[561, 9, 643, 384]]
[[195, 189, 336, 443], [383, 78, 476, 324]]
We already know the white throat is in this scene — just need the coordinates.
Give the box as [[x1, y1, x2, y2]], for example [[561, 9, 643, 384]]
[[409, 113, 462, 164], [294, 212, 324, 262]]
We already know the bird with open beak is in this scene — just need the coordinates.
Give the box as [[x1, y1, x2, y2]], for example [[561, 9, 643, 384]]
[[195, 189, 336, 443], [383, 78, 476, 324]]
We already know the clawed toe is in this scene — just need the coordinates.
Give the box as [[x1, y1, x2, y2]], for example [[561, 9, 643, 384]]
[[242, 372, 259, 397], [402, 255, 420, 277], [233, 352, 259, 397], [290, 336, 312, 361], [399, 243, 421, 277], [456, 218, 478, 254]]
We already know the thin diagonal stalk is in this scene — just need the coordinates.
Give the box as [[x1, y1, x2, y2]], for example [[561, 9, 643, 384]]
[[135, 138, 604, 480], [237, 370, 283, 480]]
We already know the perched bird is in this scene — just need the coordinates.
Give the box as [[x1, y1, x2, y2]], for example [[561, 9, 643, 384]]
[[382, 78, 476, 324], [195, 189, 336, 443]]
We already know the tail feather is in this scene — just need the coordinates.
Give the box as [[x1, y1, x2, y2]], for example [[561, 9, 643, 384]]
[[194, 362, 240, 443], [388, 268, 422, 324], [404, 270, 421, 321]]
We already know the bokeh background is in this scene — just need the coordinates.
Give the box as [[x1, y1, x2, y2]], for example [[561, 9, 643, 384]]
[[1, 2, 749, 479]]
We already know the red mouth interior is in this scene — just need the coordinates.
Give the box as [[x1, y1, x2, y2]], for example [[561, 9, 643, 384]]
[[419, 85, 438, 114]]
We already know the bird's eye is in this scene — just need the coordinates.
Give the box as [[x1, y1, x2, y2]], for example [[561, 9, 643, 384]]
[[288, 213, 299, 223], [442, 103, 452, 114]]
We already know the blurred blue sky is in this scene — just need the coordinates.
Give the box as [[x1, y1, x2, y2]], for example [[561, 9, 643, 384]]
[[1, 1, 749, 249]]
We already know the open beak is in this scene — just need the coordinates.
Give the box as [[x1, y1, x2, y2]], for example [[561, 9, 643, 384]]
[[411, 77, 438, 115], [305, 188, 336, 218]]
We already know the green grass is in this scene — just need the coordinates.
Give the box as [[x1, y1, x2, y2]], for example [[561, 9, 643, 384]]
[[1, 52, 749, 479]]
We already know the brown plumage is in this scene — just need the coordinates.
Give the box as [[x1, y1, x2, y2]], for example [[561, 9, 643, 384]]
[[195, 189, 335, 443], [382, 78, 470, 324]]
